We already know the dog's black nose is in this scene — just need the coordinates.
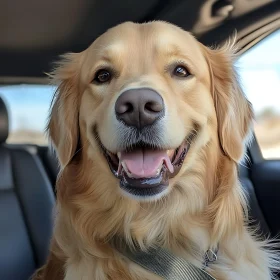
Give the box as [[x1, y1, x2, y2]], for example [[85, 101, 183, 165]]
[[115, 88, 164, 129]]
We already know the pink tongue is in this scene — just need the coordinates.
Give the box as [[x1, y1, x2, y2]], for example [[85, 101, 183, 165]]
[[119, 149, 174, 179]]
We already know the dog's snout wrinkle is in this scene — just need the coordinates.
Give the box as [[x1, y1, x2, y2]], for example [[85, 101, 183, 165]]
[[115, 88, 164, 129]]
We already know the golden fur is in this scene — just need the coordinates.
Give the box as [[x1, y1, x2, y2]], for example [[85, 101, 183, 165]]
[[32, 21, 278, 280]]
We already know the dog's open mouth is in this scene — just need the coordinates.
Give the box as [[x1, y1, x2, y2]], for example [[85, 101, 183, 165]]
[[101, 135, 194, 198]]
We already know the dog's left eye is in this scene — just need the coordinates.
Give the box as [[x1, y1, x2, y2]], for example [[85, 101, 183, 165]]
[[93, 69, 112, 84], [173, 66, 190, 78]]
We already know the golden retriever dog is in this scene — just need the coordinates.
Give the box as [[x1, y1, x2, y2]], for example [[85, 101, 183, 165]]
[[33, 21, 278, 280]]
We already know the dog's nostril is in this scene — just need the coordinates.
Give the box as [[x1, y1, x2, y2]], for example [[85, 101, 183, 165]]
[[125, 103, 134, 113], [145, 101, 163, 113], [118, 102, 134, 114]]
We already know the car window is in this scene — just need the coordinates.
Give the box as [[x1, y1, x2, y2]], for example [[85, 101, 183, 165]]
[[0, 84, 56, 145], [237, 30, 280, 159]]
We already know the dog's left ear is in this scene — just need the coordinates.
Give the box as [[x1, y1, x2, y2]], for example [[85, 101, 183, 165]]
[[47, 53, 82, 168], [201, 40, 254, 162]]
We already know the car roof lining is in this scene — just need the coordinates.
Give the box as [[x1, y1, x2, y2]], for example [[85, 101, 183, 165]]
[[0, 0, 279, 78]]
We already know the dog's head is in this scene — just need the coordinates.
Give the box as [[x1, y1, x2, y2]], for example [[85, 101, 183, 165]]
[[48, 21, 253, 205]]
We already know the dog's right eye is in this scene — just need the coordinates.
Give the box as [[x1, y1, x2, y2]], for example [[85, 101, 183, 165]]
[[93, 69, 112, 84]]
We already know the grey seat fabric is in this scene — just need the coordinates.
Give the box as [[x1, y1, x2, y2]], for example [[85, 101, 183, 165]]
[[0, 97, 55, 280]]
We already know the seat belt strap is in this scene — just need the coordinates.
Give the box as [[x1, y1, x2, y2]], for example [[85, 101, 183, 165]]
[[112, 241, 216, 280]]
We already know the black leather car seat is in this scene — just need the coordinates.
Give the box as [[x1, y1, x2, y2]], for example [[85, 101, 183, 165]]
[[239, 161, 271, 237], [0, 97, 55, 280]]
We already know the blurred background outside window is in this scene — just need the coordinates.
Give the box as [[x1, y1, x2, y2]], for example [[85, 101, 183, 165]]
[[238, 30, 280, 159]]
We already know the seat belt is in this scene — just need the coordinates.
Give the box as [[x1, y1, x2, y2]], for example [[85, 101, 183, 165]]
[[112, 240, 216, 280]]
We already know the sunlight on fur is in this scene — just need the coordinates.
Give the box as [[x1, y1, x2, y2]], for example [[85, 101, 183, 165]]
[[32, 21, 279, 280]]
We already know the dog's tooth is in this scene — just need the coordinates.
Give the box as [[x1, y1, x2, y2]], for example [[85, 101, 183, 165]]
[[117, 152, 121, 159], [121, 162, 132, 177], [117, 161, 122, 176], [155, 161, 163, 175], [156, 167, 161, 176], [121, 161, 128, 172]]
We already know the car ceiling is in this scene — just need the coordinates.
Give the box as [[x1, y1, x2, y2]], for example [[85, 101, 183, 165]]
[[0, 0, 279, 78]]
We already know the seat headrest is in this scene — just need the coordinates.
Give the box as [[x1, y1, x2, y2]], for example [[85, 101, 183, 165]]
[[0, 97, 9, 143]]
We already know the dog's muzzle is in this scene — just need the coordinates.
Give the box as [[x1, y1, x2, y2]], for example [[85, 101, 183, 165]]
[[97, 88, 194, 200]]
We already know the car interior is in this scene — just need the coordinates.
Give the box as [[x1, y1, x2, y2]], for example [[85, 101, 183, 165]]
[[0, 0, 280, 279]]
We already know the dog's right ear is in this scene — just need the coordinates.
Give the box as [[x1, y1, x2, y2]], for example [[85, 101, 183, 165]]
[[47, 53, 82, 168]]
